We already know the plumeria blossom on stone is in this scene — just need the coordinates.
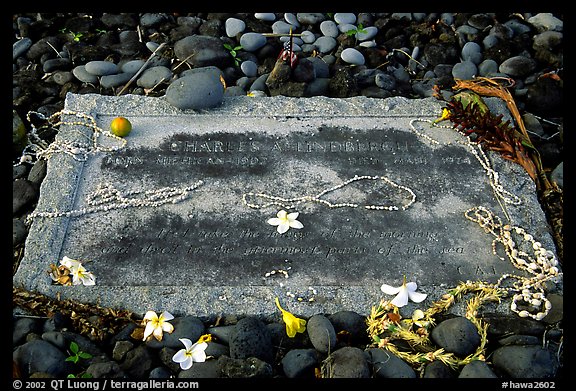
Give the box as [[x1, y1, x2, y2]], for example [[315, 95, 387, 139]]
[[142, 311, 174, 342], [172, 337, 208, 370], [380, 276, 427, 308], [267, 210, 303, 234], [59, 256, 96, 286], [275, 297, 307, 337]]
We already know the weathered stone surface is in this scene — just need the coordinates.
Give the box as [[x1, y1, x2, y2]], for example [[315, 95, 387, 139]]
[[14, 94, 561, 320]]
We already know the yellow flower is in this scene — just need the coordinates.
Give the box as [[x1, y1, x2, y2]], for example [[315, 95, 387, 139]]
[[275, 297, 306, 337], [142, 311, 174, 342], [434, 107, 452, 123]]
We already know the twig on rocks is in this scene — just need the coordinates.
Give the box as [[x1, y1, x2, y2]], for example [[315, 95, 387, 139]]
[[116, 42, 167, 96]]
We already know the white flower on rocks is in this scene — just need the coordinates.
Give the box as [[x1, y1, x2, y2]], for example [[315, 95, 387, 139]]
[[142, 311, 174, 342], [172, 338, 208, 370], [267, 210, 304, 234], [380, 276, 427, 307]]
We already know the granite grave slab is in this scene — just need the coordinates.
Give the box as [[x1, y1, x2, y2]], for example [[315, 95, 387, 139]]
[[13, 93, 561, 318]]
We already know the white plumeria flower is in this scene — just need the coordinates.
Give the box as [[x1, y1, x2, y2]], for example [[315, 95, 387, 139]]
[[267, 210, 303, 234], [172, 338, 208, 370], [142, 311, 174, 342], [60, 256, 96, 286], [380, 276, 427, 308]]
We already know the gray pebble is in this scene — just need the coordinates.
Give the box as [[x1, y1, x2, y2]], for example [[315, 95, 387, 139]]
[[340, 47, 365, 65], [136, 66, 173, 89], [528, 13, 563, 32], [281, 349, 318, 378], [338, 23, 357, 34], [229, 316, 273, 363], [13, 218, 28, 246], [100, 72, 133, 89], [314, 36, 337, 53], [320, 20, 339, 38], [225, 18, 246, 38], [498, 55, 536, 78], [334, 13, 356, 25], [375, 73, 397, 90], [254, 13, 276, 22], [13, 37, 32, 60], [165, 73, 224, 110], [13, 340, 73, 377], [296, 13, 326, 25], [239, 32, 267, 52], [284, 13, 300, 27], [52, 71, 74, 85], [306, 56, 329, 78], [458, 360, 498, 378], [483, 33, 499, 50], [240, 60, 258, 77], [478, 59, 499, 76], [306, 314, 336, 354], [84, 60, 119, 76], [452, 60, 478, 80], [139, 13, 167, 27], [146, 41, 160, 53], [366, 348, 416, 378], [356, 26, 378, 41], [492, 345, 559, 378], [461, 41, 483, 65], [121, 59, 147, 75], [72, 65, 99, 83], [249, 73, 269, 92], [300, 30, 316, 44], [325, 346, 370, 378], [430, 317, 481, 357], [271, 20, 293, 35]]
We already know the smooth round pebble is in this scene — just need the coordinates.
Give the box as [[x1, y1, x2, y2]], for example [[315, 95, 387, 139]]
[[340, 47, 365, 65], [319, 20, 339, 37], [338, 23, 357, 34], [254, 13, 276, 22], [271, 20, 293, 35], [121, 59, 147, 75], [225, 18, 246, 38], [478, 59, 499, 76], [296, 13, 325, 25], [334, 13, 356, 25], [355, 26, 378, 41], [72, 65, 99, 83], [239, 32, 267, 52], [100, 72, 133, 89], [306, 314, 336, 354], [136, 66, 172, 89], [300, 30, 316, 44], [240, 60, 258, 77], [452, 60, 478, 80], [84, 60, 119, 76], [314, 36, 337, 53], [498, 55, 537, 78], [284, 13, 300, 27], [461, 41, 483, 65], [165, 73, 224, 110]]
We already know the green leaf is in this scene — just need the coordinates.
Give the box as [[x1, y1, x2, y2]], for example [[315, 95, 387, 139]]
[[67, 374, 77, 378], [69, 341, 79, 354], [78, 352, 92, 359], [234, 45, 243, 51], [81, 373, 93, 378], [65, 356, 79, 364], [223, 43, 232, 50]]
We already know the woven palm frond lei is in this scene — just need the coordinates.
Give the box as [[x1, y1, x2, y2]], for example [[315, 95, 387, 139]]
[[366, 207, 562, 374]]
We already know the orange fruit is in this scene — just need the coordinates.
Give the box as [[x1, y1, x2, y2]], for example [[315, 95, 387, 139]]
[[110, 117, 132, 137]]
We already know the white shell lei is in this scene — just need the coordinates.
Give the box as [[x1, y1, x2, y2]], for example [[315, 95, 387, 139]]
[[465, 206, 561, 321]]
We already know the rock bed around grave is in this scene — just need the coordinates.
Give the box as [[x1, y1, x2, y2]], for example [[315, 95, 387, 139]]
[[12, 12, 563, 380]]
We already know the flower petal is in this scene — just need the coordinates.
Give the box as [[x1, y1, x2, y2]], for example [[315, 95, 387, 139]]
[[160, 311, 174, 321], [408, 290, 427, 303], [277, 210, 288, 219], [191, 342, 207, 362], [179, 338, 193, 350], [143, 311, 158, 322], [267, 218, 282, 226], [405, 281, 418, 292], [153, 326, 164, 341], [391, 288, 409, 307], [162, 322, 174, 334], [172, 349, 189, 363], [143, 322, 155, 341], [179, 357, 193, 370], [380, 283, 401, 295], [277, 222, 290, 234], [287, 212, 299, 220], [289, 220, 303, 229]]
